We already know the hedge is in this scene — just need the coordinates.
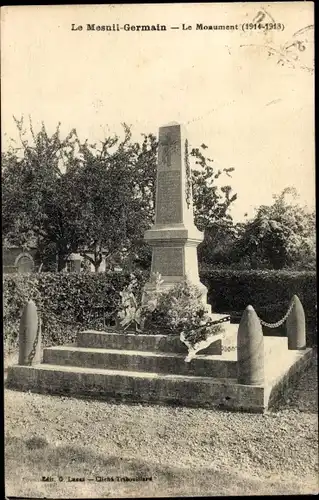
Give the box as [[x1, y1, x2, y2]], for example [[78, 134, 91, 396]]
[[3, 268, 317, 349], [3, 270, 148, 349], [200, 269, 317, 344]]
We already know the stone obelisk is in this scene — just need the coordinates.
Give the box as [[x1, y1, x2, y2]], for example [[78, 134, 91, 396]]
[[143, 122, 209, 307]]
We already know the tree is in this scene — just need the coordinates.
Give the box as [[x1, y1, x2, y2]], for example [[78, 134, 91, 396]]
[[73, 136, 238, 271], [2, 149, 36, 248], [73, 127, 157, 271], [188, 144, 238, 266], [2, 119, 159, 272], [190, 145, 237, 232], [2, 116, 84, 270], [197, 221, 242, 267], [232, 187, 316, 269], [2, 118, 238, 272]]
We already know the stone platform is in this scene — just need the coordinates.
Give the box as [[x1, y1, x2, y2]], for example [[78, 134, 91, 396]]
[[6, 325, 313, 413]]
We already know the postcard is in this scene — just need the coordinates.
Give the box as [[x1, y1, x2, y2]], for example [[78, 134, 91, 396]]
[[2, 3, 316, 498]]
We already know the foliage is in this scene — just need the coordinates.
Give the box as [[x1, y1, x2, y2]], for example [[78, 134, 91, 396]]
[[2, 118, 238, 272], [3, 271, 148, 348], [4, 268, 316, 351], [119, 275, 220, 345], [197, 220, 243, 266], [190, 145, 237, 232], [230, 188, 316, 270], [2, 117, 86, 270], [3, 274, 43, 348], [200, 268, 317, 344], [117, 284, 143, 332], [73, 128, 158, 271], [142, 280, 206, 333], [198, 188, 315, 271], [4, 120, 314, 273], [116, 272, 164, 331]]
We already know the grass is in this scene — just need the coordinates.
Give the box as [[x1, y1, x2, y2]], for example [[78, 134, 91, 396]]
[[4, 349, 318, 498]]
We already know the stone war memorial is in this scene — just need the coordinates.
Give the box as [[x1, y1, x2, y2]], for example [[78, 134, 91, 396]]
[[143, 122, 208, 303], [7, 122, 314, 413]]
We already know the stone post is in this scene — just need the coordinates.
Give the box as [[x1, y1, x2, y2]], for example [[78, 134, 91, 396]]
[[142, 122, 208, 307], [286, 295, 306, 350], [18, 300, 42, 365], [237, 305, 264, 385]]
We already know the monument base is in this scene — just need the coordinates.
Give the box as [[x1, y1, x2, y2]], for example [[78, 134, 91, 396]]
[[7, 328, 314, 413], [143, 222, 209, 308]]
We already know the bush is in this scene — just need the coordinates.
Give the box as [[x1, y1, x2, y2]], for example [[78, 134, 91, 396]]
[[142, 280, 220, 336], [3, 274, 43, 349], [116, 278, 223, 350], [3, 270, 148, 348], [3, 268, 316, 349], [200, 268, 317, 344]]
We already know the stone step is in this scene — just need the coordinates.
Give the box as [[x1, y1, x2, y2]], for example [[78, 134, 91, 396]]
[[43, 346, 237, 378], [6, 363, 265, 412], [7, 347, 314, 413], [77, 330, 223, 355]]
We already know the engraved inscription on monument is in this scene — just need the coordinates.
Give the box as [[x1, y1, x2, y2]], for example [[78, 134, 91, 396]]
[[152, 247, 184, 276], [158, 134, 180, 171], [144, 122, 206, 299], [156, 171, 182, 224]]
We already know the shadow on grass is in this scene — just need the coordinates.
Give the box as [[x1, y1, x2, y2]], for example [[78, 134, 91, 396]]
[[5, 435, 315, 496], [6, 435, 153, 475]]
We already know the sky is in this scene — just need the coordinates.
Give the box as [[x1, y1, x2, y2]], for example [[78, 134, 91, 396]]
[[1, 3, 315, 222]]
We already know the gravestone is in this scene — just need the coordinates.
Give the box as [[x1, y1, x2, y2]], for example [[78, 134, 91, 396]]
[[16, 254, 34, 273], [143, 122, 209, 306]]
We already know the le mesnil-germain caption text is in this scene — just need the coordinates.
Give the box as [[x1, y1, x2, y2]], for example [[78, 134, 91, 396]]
[[71, 22, 284, 32], [71, 23, 240, 32]]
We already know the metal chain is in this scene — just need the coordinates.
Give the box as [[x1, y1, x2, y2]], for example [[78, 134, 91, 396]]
[[222, 345, 237, 352], [207, 315, 230, 327], [257, 300, 295, 329], [220, 300, 296, 351]]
